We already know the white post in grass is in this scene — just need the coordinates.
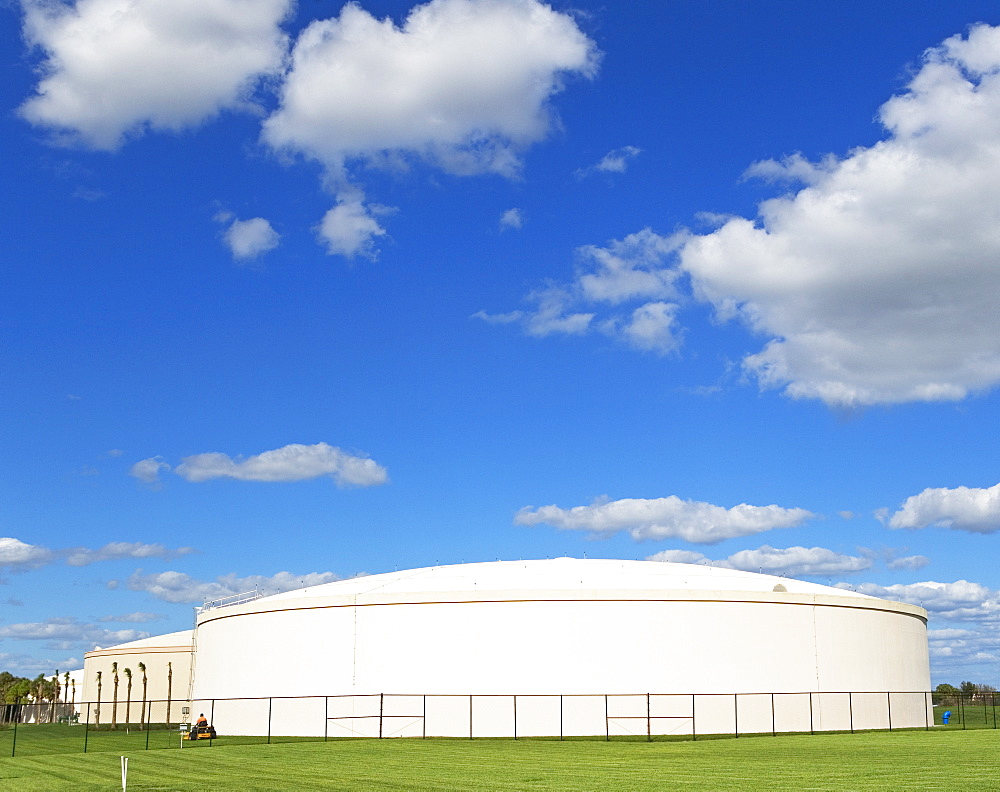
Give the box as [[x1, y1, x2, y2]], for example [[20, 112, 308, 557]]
[[120, 756, 129, 791]]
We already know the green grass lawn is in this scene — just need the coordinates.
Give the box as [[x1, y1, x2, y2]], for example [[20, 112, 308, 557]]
[[1, 729, 999, 791]]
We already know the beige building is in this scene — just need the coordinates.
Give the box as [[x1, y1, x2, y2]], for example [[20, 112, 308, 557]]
[[81, 630, 193, 725]]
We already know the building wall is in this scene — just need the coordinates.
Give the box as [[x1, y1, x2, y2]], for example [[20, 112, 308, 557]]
[[81, 630, 194, 725]]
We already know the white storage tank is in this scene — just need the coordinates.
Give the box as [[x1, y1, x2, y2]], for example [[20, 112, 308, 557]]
[[190, 558, 931, 737]]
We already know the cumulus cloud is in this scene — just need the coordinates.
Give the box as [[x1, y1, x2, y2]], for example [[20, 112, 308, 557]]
[[0, 537, 54, 570], [0, 650, 83, 677], [888, 482, 1000, 533], [316, 194, 389, 258], [886, 554, 931, 571], [477, 228, 685, 352], [124, 569, 345, 604], [222, 217, 281, 260], [171, 442, 388, 486], [611, 301, 681, 354], [647, 545, 872, 577], [66, 542, 194, 567], [262, 0, 597, 175], [0, 617, 148, 651], [679, 23, 1000, 406], [19, 0, 293, 149], [129, 456, 170, 483], [499, 208, 523, 230], [842, 579, 1000, 622], [515, 495, 814, 544], [262, 0, 596, 257], [488, 24, 1000, 407], [97, 612, 166, 624], [576, 145, 641, 177]]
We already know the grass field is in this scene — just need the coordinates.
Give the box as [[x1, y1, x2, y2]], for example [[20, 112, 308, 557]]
[[1, 729, 999, 791]]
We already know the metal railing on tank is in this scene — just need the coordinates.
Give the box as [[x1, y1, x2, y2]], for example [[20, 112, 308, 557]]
[[195, 588, 263, 615]]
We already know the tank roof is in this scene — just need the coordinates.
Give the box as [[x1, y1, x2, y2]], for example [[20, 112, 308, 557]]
[[260, 558, 874, 603]]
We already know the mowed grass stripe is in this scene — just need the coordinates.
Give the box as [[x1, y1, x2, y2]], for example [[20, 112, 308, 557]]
[[1, 729, 999, 791]]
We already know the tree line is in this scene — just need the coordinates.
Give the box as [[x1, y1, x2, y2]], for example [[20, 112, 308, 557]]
[[2, 661, 177, 728], [0, 670, 76, 723], [934, 682, 998, 703]]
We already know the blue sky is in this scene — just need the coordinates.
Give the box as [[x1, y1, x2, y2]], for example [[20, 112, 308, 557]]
[[2, 0, 1000, 686]]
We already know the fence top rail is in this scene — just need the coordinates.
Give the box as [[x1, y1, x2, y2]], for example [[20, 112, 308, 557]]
[[81, 690, 934, 706]]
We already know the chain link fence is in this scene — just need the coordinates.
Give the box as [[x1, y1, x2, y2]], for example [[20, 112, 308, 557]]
[[0, 689, 975, 757]]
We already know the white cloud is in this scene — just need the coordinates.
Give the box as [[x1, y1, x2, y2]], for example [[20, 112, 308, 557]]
[[646, 545, 872, 577], [576, 145, 641, 177], [499, 208, 523, 230], [0, 537, 53, 569], [886, 554, 931, 571], [0, 650, 82, 677], [611, 301, 681, 354], [262, 0, 597, 176], [129, 456, 170, 483], [0, 617, 148, 650], [173, 442, 388, 486], [477, 228, 684, 346], [223, 217, 281, 260], [888, 482, 1000, 533], [316, 194, 388, 258], [66, 542, 194, 567], [98, 612, 166, 624], [487, 24, 1000, 407], [679, 23, 1000, 406], [515, 495, 814, 544], [842, 579, 1000, 622], [125, 569, 345, 604], [263, 0, 596, 257], [19, 0, 293, 149]]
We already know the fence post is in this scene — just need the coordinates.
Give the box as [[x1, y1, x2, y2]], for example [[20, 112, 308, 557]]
[[324, 697, 328, 741], [887, 692, 892, 731], [604, 695, 609, 742], [379, 694, 384, 739], [809, 692, 813, 735], [145, 705, 151, 750], [962, 693, 966, 730], [849, 692, 853, 734], [422, 695, 426, 739], [925, 692, 930, 730], [267, 698, 272, 744], [559, 695, 563, 741], [11, 708, 17, 757], [469, 695, 473, 740], [691, 694, 696, 742], [734, 694, 738, 738], [210, 699, 216, 745], [84, 701, 90, 754], [513, 695, 517, 741], [771, 693, 776, 737], [647, 693, 651, 742]]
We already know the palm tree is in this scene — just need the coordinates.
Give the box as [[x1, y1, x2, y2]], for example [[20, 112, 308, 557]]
[[111, 662, 119, 730], [166, 662, 173, 726], [64, 671, 71, 721], [95, 671, 102, 727], [138, 662, 147, 728], [123, 667, 132, 726], [51, 671, 60, 723]]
